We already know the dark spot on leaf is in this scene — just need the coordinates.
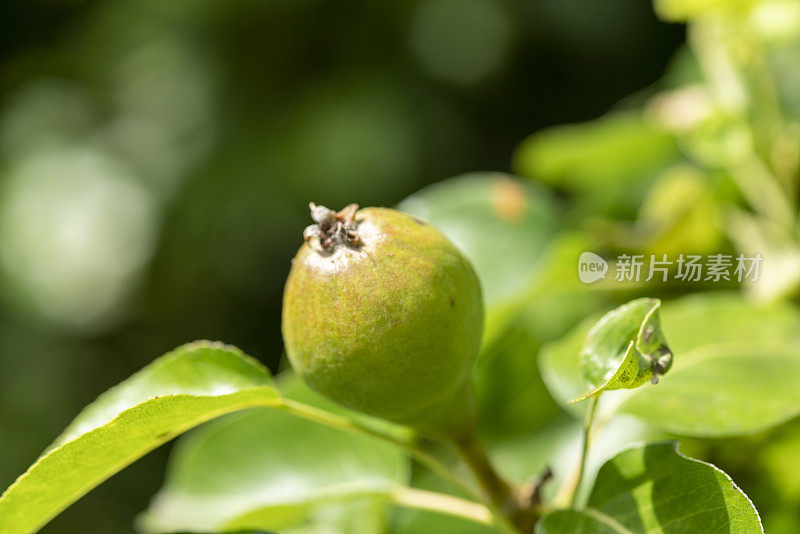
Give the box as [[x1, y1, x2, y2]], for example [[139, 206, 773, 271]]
[[450, 296, 455, 307], [643, 325, 654, 342]]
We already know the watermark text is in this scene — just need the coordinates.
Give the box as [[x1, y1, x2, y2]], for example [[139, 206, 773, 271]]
[[578, 253, 762, 284]]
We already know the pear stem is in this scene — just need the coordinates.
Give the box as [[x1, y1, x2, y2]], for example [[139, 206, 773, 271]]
[[453, 428, 515, 509], [452, 426, 541, 532]]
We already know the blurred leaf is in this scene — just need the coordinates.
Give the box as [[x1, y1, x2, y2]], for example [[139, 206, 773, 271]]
[[753, 421, 800, 532], [513, 113, 679, 217], [541, 293, 800, 434], [0, 342, 281, 534], [655, 0, 763, 22], [662, 293, 800, 353], [726, 209, 800, 301], [473, 233, 608, 435], [479, 230, 607, 348], [474, 316, 561, 437], [284, 500, 389, 534], [619, 342, 800, 436], [540, 314, 596, 411], [537, 442, 762, 533], [398, 172, 561, 338], [772, 41, 800, 118], [657, 46, 704, 90], [633, 165, 723, 255], [761, 423, 800, 504], [572, 298, 672, 403], [392, 508, 496, 534], [140, 375, 408, 533]]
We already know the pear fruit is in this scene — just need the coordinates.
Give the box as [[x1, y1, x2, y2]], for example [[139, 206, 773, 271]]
[[282, 203, 483, 437]]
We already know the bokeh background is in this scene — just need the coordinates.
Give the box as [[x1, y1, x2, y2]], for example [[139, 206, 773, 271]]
[[12, 0, 787, 531]]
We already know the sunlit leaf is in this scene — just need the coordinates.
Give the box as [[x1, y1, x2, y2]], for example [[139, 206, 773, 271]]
[[0, 342, 281, 534], [537, 442, 762, 533], [139, 375, 408, 533]]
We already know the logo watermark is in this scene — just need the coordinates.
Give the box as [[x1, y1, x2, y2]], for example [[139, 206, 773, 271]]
[[578, 252, 608, 283], [578, 253, 763, 284]]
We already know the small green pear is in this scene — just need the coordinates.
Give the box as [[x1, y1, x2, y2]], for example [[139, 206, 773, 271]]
[[282, 203, 484, 436]]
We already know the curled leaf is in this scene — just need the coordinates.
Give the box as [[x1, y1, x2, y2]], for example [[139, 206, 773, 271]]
[[571, 298, 672, 403]]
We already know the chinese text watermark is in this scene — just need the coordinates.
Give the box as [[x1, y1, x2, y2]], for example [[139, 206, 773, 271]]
[[578, 253, 762, 284]]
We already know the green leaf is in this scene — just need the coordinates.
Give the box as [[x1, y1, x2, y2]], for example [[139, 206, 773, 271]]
[[540, 314, 597, 410], [513, 112, 678, 217], [659, 293, 800, 355], [139, 375, 408, 533], [619, 343, 800, 436], [282, 500, 389, 534], [540, 293, 800, 435], [484, 230, 607, 351], [474, 316, 561, 437], [537, 442, 763, 533], [655, 0, 764, 22], [393, 508, 496, 534], [629, 165, 723, 256], [0, 341, 281, 534], [761, 422, 800, 505], [572, 298, 672, 403], [727, 209, 800, 301], [398, 172, 560, 310]]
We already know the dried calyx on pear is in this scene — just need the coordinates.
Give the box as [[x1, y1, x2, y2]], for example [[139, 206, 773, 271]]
[[303, 203, 361, 251]]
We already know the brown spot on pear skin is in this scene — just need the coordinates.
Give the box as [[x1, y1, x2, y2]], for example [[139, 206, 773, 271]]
[[491, 177, 527, 222]]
